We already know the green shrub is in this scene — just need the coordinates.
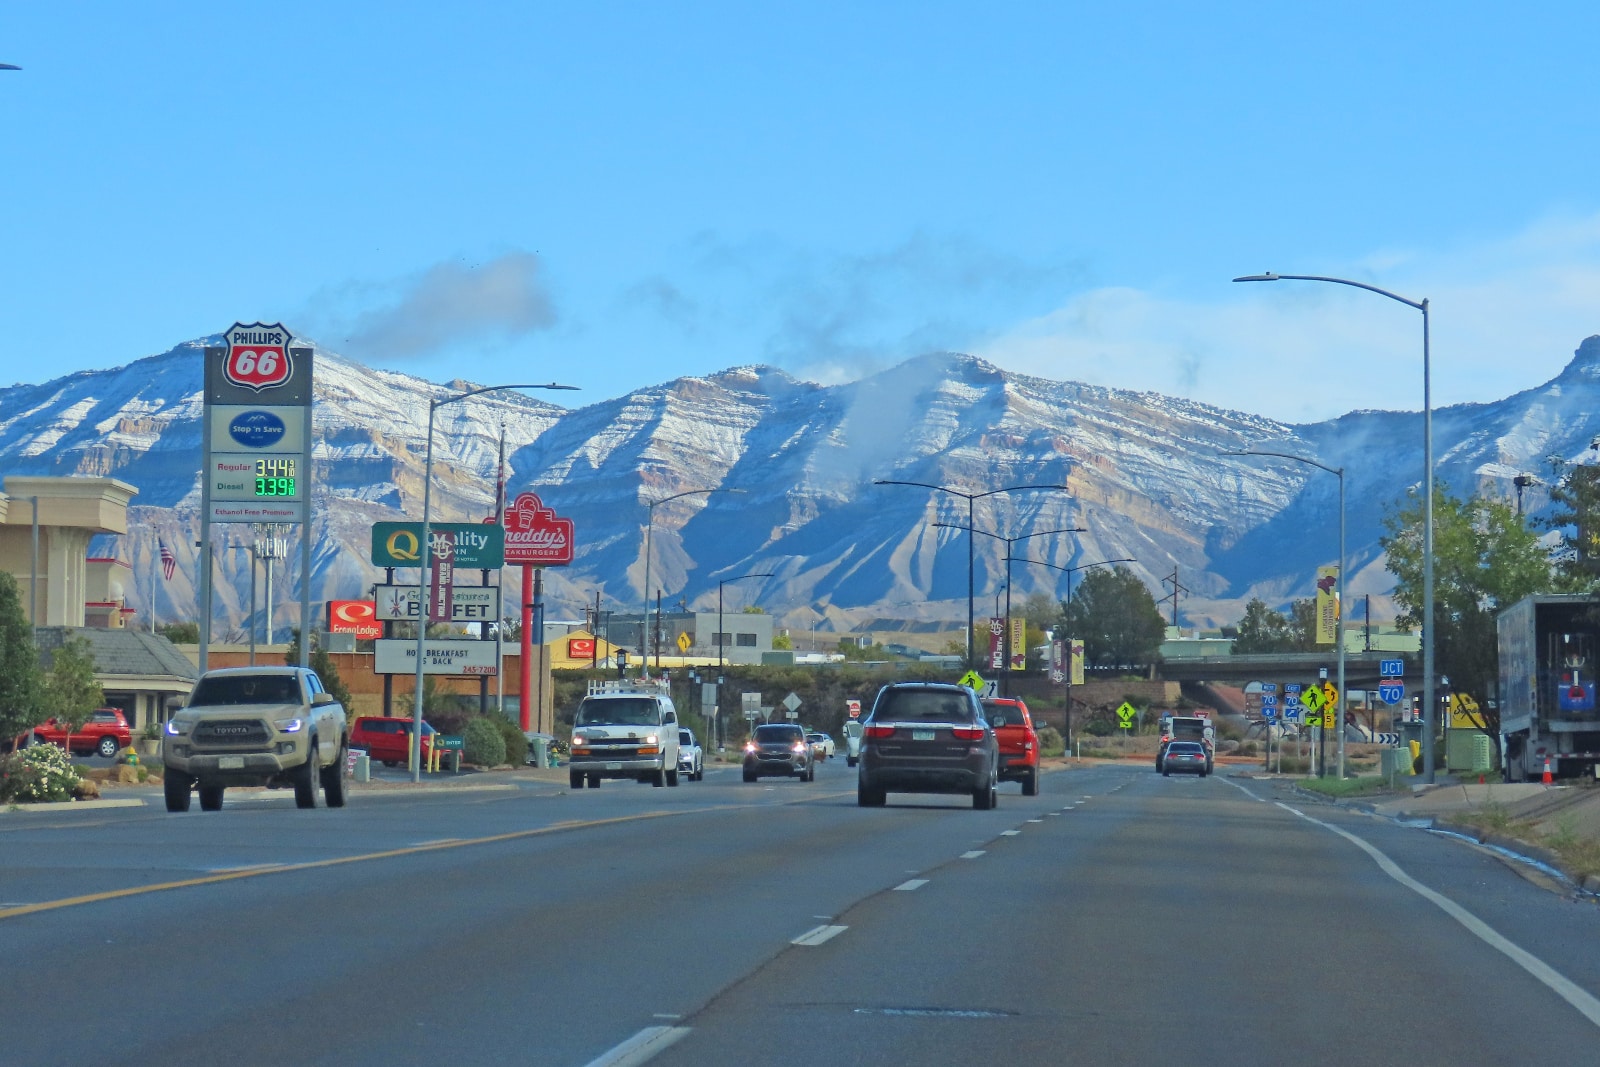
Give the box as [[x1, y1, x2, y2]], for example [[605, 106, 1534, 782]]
[[0, 744, 81, 802], [490, 715, 528, 766], [1238, 740, 1259, 756], [462, 717, 507, 766], [1036, 724, 1064, 758], [1084, 719, 1114, 737]]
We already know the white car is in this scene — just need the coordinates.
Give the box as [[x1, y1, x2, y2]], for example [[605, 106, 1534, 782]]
[[843, 721, 864, 766], [807, 731, 835, 759], [677, 728, 705, 781]]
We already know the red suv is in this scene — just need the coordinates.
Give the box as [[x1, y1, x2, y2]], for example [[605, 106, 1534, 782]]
[[25, 708, 133, 759], [981, 698, 1040, 796], [349, 716, 438, 767]]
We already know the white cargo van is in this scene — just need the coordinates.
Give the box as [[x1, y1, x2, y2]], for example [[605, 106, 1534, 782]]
[[567, 679, 682, 789]]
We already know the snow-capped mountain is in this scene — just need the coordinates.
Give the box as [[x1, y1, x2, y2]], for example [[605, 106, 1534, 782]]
[[4, 334, 1599, 639]]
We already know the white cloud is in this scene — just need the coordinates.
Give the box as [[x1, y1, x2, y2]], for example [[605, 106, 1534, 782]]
[[976, 212, 1600, 423]]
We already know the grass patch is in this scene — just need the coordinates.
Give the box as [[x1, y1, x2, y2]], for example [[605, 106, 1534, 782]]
[[1298, 775, 1406, 798], [1077, 747, 1126, 761]]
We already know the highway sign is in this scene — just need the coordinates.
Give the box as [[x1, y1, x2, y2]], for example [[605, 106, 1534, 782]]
[[742, 692, 761, 713], [1378, 682, 1405, 706], [783, 692, 802, 713], [1374, 732, 1401, 745], [1284, 703, 1302, 723], [1380, 658, 1405, 678], [676, 631, 692, 653], [1116, 702, 1137, 729]]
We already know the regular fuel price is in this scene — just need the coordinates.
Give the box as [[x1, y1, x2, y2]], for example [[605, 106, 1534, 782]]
[[254, 457, 296, 498]]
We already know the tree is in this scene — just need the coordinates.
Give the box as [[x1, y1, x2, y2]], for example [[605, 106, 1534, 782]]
[[771, 631, 793, 650], [283, 629, 355, 711], [1231, 597, 1292, 653], [1542, 455, 1600, 591], [1057, 566, 1166, 670], [158, 621, 199, 644], [40, 635, 104, 750], [0, 572, 43, 743], [1381, 482, 1552, 736]]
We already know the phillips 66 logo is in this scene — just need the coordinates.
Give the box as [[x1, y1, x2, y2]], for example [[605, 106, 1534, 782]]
[[223, 322, 295, 391]]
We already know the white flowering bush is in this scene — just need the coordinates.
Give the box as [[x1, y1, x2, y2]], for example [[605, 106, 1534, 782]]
[[0, 743, 82, 803]]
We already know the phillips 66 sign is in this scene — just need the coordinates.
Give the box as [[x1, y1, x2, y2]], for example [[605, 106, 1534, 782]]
[[222, 323, 296, 392]]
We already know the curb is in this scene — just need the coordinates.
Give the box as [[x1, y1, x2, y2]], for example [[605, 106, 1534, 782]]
[[0, 798, 147, 814]]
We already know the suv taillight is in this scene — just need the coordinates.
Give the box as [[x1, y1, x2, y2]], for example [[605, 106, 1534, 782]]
[[864, 725, 895, 739], [951, 726, 984, 741]]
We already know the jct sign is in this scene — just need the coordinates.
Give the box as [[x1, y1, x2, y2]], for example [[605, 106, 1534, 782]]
[[504, 491, 574, 566]]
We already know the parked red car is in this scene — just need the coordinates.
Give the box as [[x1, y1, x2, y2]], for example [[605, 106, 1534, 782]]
[[981, 698, 1040, 796], [26, 708, 133, 759], [349, 716, 438, 767]]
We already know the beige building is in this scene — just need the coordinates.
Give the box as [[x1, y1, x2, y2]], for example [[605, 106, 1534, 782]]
[[0, 475, 139, 627]]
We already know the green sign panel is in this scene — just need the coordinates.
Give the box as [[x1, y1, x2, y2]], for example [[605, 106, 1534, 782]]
[[437, 735, 465, 750], [371, 522, 504, 568], [1116, 702, 1137, 729]]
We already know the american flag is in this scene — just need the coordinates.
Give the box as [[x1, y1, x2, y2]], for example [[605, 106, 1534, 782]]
[[158, 539, 176, 581]]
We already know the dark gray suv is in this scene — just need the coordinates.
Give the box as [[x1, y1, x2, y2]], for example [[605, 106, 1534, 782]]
[[857, 682, 998, 809], [742, 723, 815, 782]]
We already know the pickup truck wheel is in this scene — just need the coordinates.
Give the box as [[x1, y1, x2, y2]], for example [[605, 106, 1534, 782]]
[[1022, 770, 1039, 797], [164, 770, 193, 812], [321, 744, 348, 808], [98, 736, 120, 758], [199, 784, 224, 811], [293, 745, 318, 809], [569, 771, 584, 789], [666, 768, 679, 786]]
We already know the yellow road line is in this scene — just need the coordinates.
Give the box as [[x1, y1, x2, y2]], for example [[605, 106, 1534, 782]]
[[0, 808, 683, 923]]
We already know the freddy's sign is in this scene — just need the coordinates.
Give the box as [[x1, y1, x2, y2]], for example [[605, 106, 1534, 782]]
[[504, 491, 574, 566]]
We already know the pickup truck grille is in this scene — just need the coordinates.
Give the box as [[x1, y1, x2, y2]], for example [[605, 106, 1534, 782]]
[[193, 720, 272, 747]]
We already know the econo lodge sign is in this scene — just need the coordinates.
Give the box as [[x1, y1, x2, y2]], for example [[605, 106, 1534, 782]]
[[504, 491, 574, 566]]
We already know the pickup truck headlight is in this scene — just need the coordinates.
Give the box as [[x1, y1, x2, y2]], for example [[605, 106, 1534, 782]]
[[274, 717, 304, 733], [164, 719, 191, 736]]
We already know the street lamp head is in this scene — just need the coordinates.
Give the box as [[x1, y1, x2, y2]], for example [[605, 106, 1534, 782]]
[[1232, 273, 1280, 283]]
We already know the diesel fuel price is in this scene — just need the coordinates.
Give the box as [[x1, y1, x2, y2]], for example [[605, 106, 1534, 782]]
[[254, 458, 297, 497]]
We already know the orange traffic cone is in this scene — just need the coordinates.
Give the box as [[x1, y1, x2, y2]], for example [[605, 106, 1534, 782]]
[[1542, 756, 1553, 785]]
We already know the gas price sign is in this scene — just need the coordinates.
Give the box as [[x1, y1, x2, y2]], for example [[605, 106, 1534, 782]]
[[254, 457, 297, 497]]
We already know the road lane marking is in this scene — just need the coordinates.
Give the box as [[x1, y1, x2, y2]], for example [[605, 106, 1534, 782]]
[[792, 924, 848, 946], [1220, 778, 1267, 803], [894, 878, 929, 891], [960, 850, 986, 859], [0, 808, 691, 924], [1278, 801, 1600, 1032], [582, 1026, 691, 1067], [1027, 819, 1042, 823], [1001, 830, 1021, 836]]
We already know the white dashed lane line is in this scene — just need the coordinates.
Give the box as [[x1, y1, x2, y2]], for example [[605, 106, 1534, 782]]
[[582, 1025, 691, 1067], [792, 924, 849, 946], [1001, 830, 1021, 836], [960, 850, 986, 860], [894, 878, 930, 891]]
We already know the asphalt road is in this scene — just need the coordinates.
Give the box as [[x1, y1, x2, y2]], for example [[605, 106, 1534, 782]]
[[3, 759, 1599, 1066]]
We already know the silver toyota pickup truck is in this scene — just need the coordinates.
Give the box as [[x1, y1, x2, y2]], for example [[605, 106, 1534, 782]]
[[162, 666, 349, 812]]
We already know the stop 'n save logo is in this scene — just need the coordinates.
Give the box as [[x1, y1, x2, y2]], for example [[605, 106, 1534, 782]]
[[223, 322, 295, 391]]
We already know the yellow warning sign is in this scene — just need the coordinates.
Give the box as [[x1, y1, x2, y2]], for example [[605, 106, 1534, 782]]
[[958, 670, 986, 692], [1116, 702, 1137, 729]]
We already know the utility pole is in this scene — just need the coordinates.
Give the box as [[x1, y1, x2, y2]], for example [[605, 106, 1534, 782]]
[[1158, 567, 1190, 630]]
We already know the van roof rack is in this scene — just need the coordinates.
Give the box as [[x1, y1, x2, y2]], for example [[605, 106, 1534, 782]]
[[586, 678, 672, 696]]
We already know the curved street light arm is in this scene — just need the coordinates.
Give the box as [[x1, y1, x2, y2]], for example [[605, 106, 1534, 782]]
[[1220, 449, 1342, 479], [1233, 273, 1425, 312]]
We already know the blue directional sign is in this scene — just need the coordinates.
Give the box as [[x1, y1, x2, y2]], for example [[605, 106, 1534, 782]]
[[1262, 693, 1278, 720], [1378, 682, 1405, 706], [1262, 683, 1278, 693], [1380, 658, 1405, 678]]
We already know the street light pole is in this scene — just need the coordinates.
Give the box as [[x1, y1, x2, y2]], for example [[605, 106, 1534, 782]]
[[410, 382, 577, 783], [875, 480, 1072, 670], [1223, 449, 1346, 778], [933, 522, 1085, 683], [1235, 272, 1434, 783], [643, 487, 744, 671]]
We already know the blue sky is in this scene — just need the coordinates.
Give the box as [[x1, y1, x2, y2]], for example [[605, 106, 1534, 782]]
[[2, 2, 1598, 423]]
